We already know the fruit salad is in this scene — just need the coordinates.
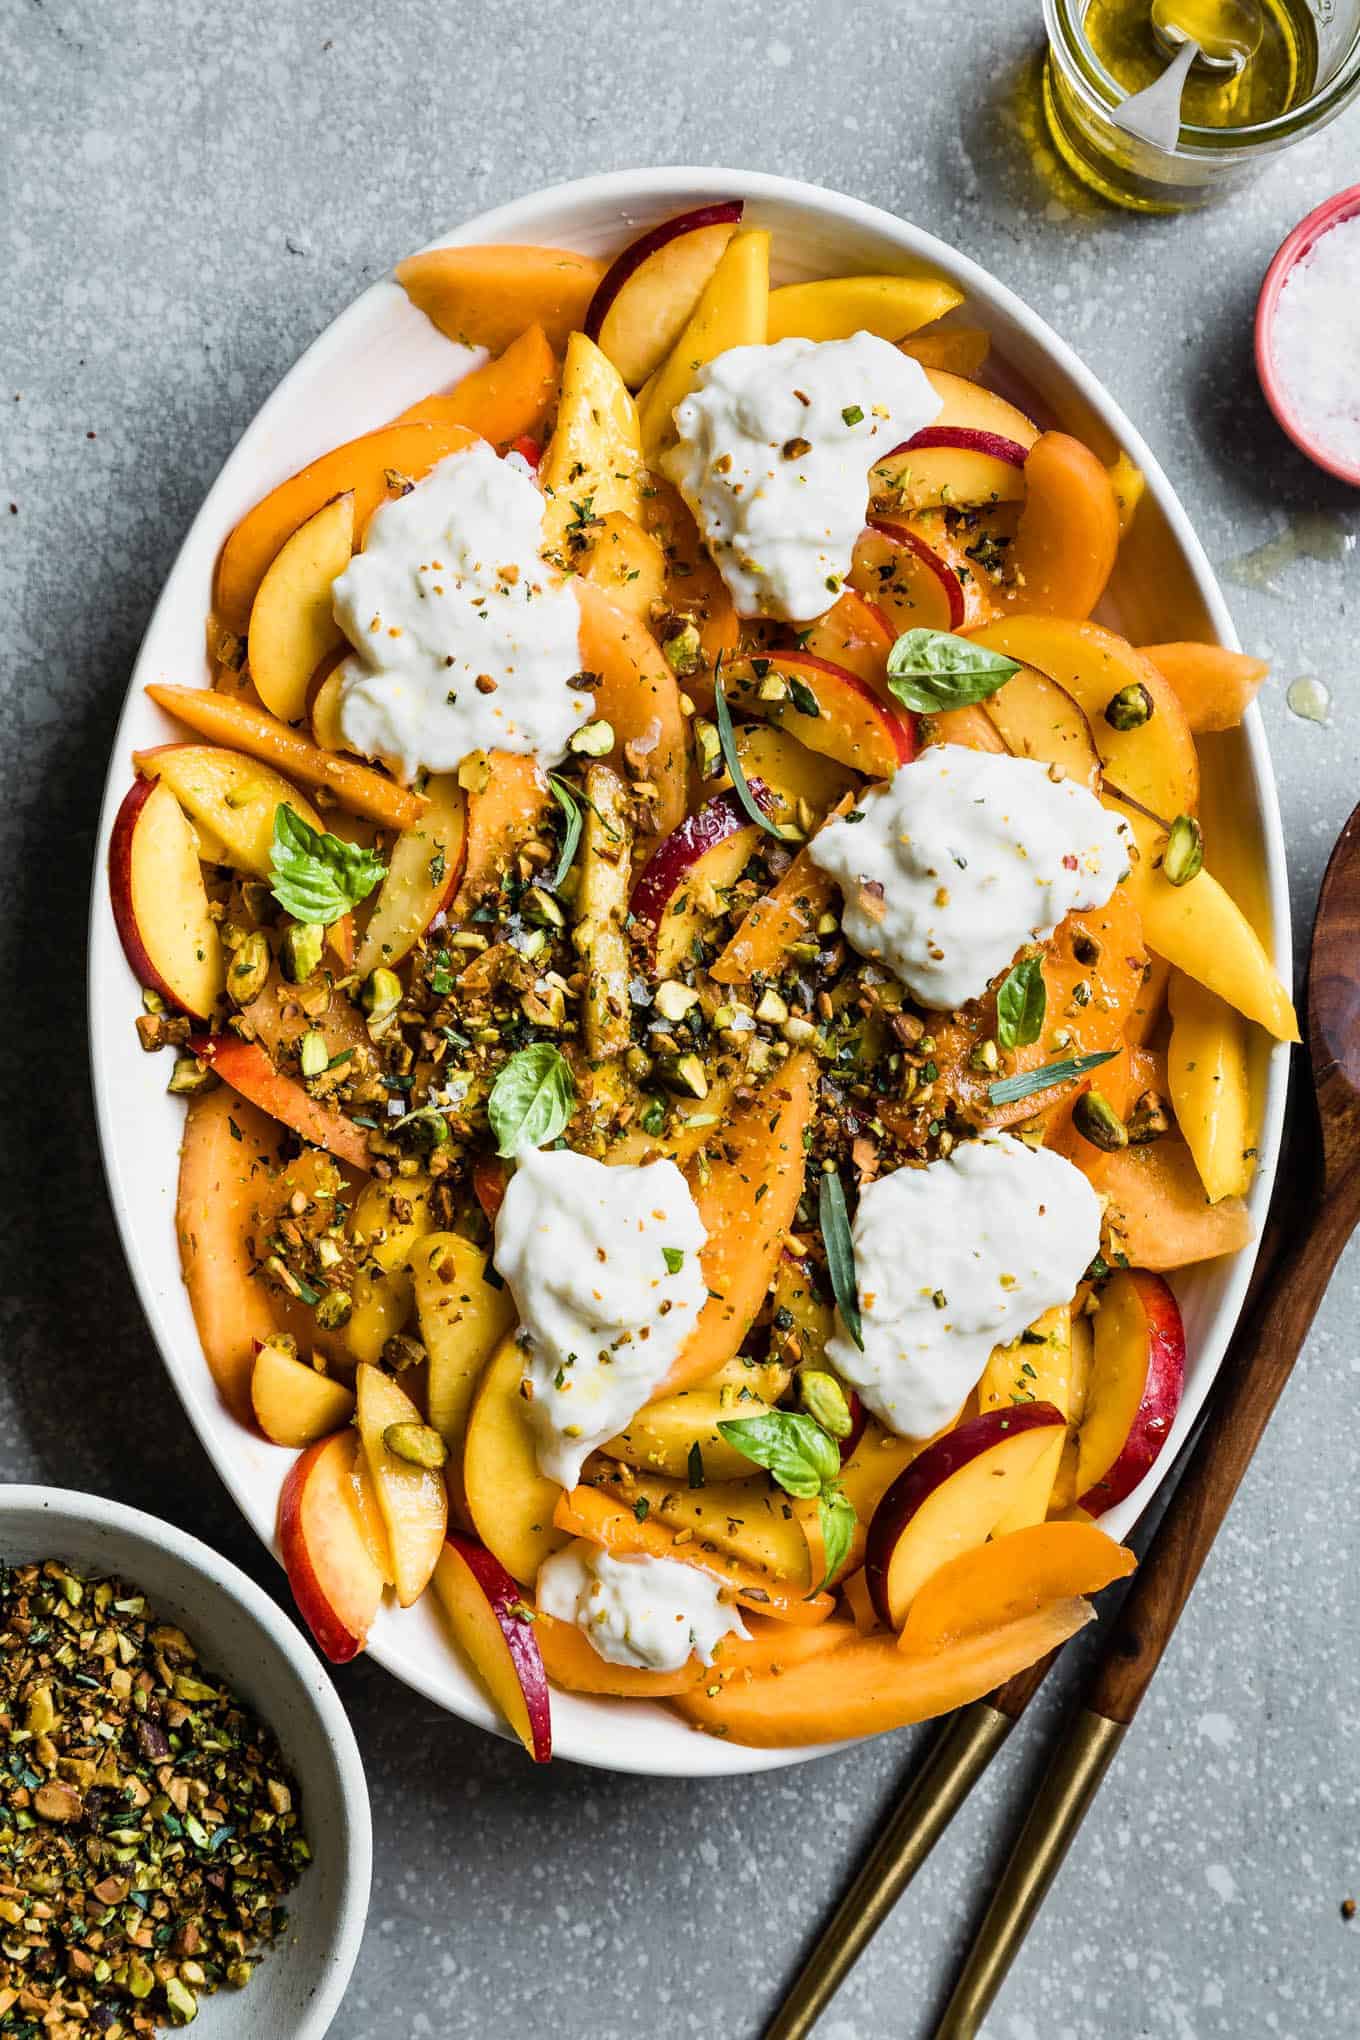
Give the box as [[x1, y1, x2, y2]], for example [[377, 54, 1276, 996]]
[[111, 202, 1297, 1759]]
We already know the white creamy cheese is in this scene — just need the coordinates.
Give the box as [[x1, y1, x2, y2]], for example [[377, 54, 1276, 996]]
[[809, 745, 1130, 1011], [827, 1135, 1102, 1439], [493, 1147, 708, 1488], [663, 332, 941, 622], [332, 439, 586, 780], [537, 1539, 748, 1672]]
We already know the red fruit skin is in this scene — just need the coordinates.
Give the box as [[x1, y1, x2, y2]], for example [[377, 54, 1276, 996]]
[[893, 425, 1031, 468], [628, 780, 774, 938], [865, 1401, 1066, 1625], [583, 200, 745, 341], [1077, 1271, 1186, 1516], [440, 1532, 553, 1763], [866, 517, 967, 634], [278, 1438, 377, 1666], [109, 777, 213, 1019]]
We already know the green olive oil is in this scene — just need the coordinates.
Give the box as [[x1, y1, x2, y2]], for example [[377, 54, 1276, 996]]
[[1080, 0, 1319, 126]]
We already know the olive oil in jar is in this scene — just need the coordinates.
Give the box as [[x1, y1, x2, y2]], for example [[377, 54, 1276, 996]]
[[1080, 0, 1319, 127]]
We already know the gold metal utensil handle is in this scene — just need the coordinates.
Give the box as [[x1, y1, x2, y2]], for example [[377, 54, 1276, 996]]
[[932, 1710, 1126, 2040], [763, 1701, 1012, 2040]]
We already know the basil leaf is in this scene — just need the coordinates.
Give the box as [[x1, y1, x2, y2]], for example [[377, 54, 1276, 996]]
[[487, 1043, 576, 1157], [714, 661, 785, 841], [268, 805, 386, 926], [885, 628, 1021, 715], [816, 1488, 858, 1594], [716, 1412, 840, 1500], [546, 775, 583, 892], [988, 1047, 1118, 1108], [996, 955, 1047, 1050], [819, 1170, 863, 1352]]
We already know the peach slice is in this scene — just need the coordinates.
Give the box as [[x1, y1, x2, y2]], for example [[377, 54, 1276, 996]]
[[1076, 1270, 1186, 1514], [900, 327, 992, 377], [638, 229, 770, 456], [395, 244, 605, 354], [587, 1462, 816, 1587], [978, 1306, 1074, 1532], [897, 1519, 1135, 1656], [722, 649, 915, 779], [431, 1534, 552, 1762], [213, 419, 477, 634], [354, 774, 466, 976], [576, 582, 688, 843], [343, 1173, 434, 1367], [635, 477, 740, 694], [870, 369, 1037, 514], [674, 1599, 1094, 1746], [188, 1034, 372, 1173], [132, 743, 327, 882], [920, 701, 1009, 755], [354, 1362, 448, 1607], [534, 1610, 705, 1699], [981, 666, 1102, 794], [730, 724, 858, 830], [1167, 972, 1255, 1203], [766, 273, 963, 344], [850, 521, 966, 635], [995, 432, 1121, 620], [605, 1354, 790, 1483], [586, 201, 744, 387], [246, 492, 354, 724], [965, 616, 1199, 820], [463, 1335, 567, 1587], [109, 778, 225, 1021], [660, 1053, 817, 1398], [1101, 1134, 1254, 1274], [540, 331, 644, 553], [395, 323, 559, 446], [455, 753, 554, 915], [628, 784, 772, 977], [800, 586, 895, 688], [578, 510, 667, 620], [144, 683, 425, 831], [865, 1403, 1067, 1627], [278, 1430, 385, 1664], [1139, 641, 1269, 735], [553, 1485, 836, 1627], [839, 1415, 951, 1529], [709, 843, 836, 986], [251, 1339, 355, 1448], [411, 1231, 515, 1506]]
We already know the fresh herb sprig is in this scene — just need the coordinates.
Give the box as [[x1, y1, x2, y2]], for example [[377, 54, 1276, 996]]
[[987, 1046, 1118, 1108], [487, 1042, 576, 1156], [885, 628, 1020, 715], [819, 1169, 863, 1352], [996, 954, 1047, 1050], [545, 774, 583, 891], [714, 660, 785, 841], [717, 1411, 858, 1592], [269, 805, 386, 925]]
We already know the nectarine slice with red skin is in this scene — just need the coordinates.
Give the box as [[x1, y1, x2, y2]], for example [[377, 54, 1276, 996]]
[[431, 1534, 552, 1763], [463, 1337, 568, 1588], [628, 783, 772, 977], [553, 1485, 837, 1628], [454, 752, 554, 916], [851, 521, 965, 637], [799, 586, 895, 688], [981, 665, 1102, 794], [992, 432, 1121, 621], [354, 774, 466, 977], [133, 743, 328, 880], [897, 1519, 1135, 1656], [145, 682, 425, 832], [977, 1305, 1073, 1532], [576, 581, 688, 843], [278, 1430, 385, 1665], [866, 1403, 1067, 1628], [731, 724, 858, 829], [189, 1034, 373, 1174], [723, 650, 915, 779], [251, 1340, 355, 1448], [661, 1052, 817, 1398], [109, 778, 225, 1022], [637, 228, 770, 456], [396, 244, 605, 355], [214, 419, 478, 634], [395, 323, 558, 447], [673, 1598, 1094, 1746], [708, 845, 836, 988], [246, 491, 354, 724], [586, 201, 744, 388], [1076, 1270, 1186, 1514], [1138, 641, 1269, 735]]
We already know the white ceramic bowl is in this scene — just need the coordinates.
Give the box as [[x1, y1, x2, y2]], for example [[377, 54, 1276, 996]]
[[0, 1487, 370, 2034], [88, 168, 1292, 1777]]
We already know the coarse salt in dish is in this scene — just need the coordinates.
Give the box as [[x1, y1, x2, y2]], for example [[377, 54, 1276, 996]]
[[1269, 213, 1360, 473]]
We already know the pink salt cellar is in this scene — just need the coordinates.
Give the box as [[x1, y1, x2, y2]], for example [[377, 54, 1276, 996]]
[[1256, 184, 1360, 489]]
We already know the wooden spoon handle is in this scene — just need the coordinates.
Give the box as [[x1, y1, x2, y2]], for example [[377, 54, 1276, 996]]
[[1091, 1177, 1356, 1724]]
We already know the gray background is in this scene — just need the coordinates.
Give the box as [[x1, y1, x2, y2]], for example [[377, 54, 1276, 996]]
[[3, 2, 1358, 2035]]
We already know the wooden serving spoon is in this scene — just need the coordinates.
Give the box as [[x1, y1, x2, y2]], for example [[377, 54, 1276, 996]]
[[931, 801, 1360, 2037]]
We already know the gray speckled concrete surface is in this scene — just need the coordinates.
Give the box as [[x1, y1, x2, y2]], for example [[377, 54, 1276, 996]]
[[3, 3, 1359, 2034]]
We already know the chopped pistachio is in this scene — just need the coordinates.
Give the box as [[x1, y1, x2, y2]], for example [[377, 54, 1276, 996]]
[[568, 718, 614, 757], [798, 1370, 853, 1439], [383, 1422, 449, 1469], [693, 716, 722, 779], [1163, 814, 1203, 887], [661, 1052, 708, 1099], [227, 929, 271, 1007], [1103, 681, 1154, 731], [654, 980, 700, 1022], [755, 987, 790, 1025], [278, 921, 325, 984], [167, 1054, 219, 1097], [298, 1032, 328, 1079], [314, 1289, 353, 1331], [361, 966, 403, 1034], [458, 749, 492, 794], [662, 621, 703, 677], [1072, 1089, 1129, 1152]]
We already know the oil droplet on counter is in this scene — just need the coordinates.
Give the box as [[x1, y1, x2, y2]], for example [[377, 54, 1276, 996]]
[[1223, 511, 1355, 594], [1286, 676, 1331, 724]]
